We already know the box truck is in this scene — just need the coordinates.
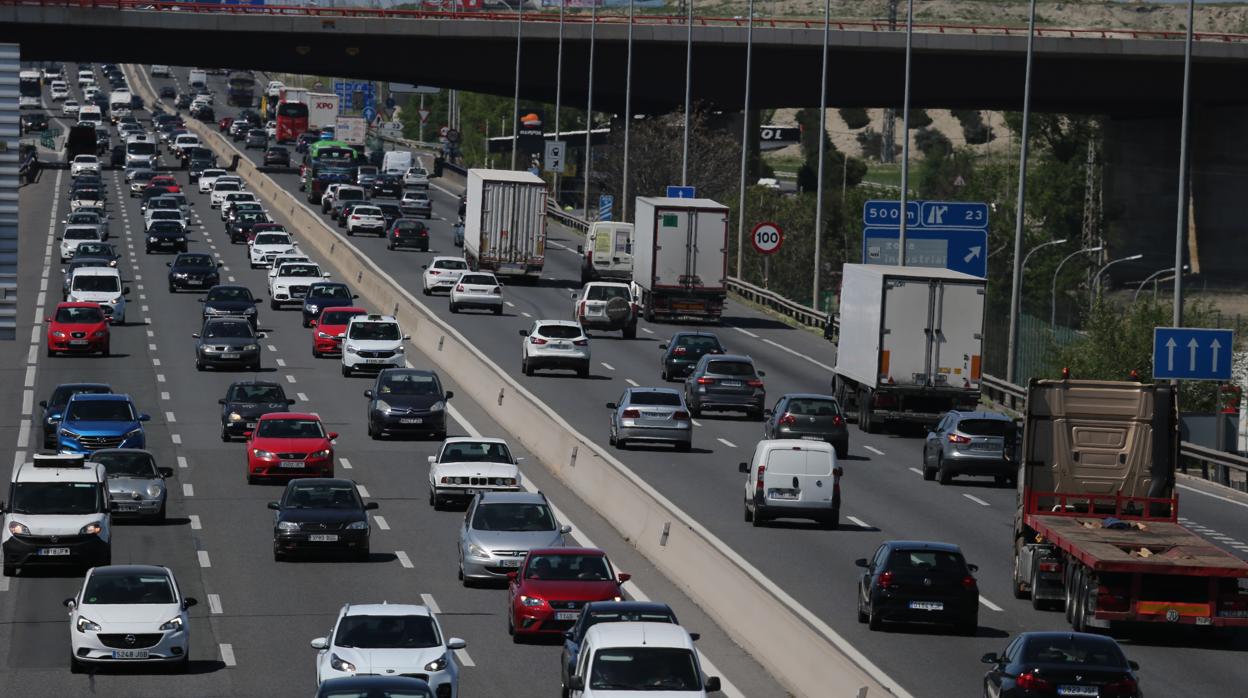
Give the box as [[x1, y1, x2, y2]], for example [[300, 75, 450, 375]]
[[187, 69, 207, 90], [307, 93, 340, 131], [631, 197, 729, 322], [831, 264, 985, 432], [464, 169, 547, 280], [335, 116, 366, 147]]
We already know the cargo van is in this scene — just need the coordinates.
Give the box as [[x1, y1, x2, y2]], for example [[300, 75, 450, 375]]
[[78, 104, 103, 126], [1, 453, 111, 576], [739, 439, 841, 528], [578, 222, 634, 284], [568, 622, 721, 697], [382, 150, 413, 176]]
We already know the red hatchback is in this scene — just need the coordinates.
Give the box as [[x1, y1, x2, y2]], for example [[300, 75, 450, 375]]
[[245, 413, 337, 485], [46, 302, 110, 356], [146, 175, 182, 195], [310, 306, 367, 358], [508, 548, 630, 641]]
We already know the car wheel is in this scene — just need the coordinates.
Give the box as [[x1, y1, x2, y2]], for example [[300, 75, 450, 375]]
[[749, 408, 764, 421], [273, 548, 285, 562], [616, 437, 627, 450], [835, 444, 848, 460], [387, 242, 394, 250], [449, 302, 458, 314], [743, 501, 753, 522], [154, 500, 167, 523], [2, 563, 15, 577], [269, 299, 279, 311], [422, 286, 431, 296], [247, 474, 258, 485], [937, 456, 953, 485], [622, 323, 637, 340], [958, 615, 978, 636], [677, 441, 692, 452], [1030, 565, 1046, 611], [69, 652, 84, 674], [355, 546, 370, 562], [312, 348, 320, 359], [523, 358, 534, 377], [867, 601, 882, 631], [221, 428, 231, 442], [995, 474, 1010, 487], [751, 508, 766, 528], [168, 284, 176, 293], [172, 653, 189, 674], [494, 305, 503, 316], [341, 364, 351, 377], [661, 369, 669, 381], [195, 358, 204, 371], [346, 228, 353, 236], [577, 364, 589, 379]]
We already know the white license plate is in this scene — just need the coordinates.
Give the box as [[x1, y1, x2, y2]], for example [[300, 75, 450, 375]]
[[555, 611, 580, 621], [69, 340, 88, 346], [112, 649, 149, 659], [801, 435, 824, 441], [246, 422, 257, 428], [908, 601, 944, 611], [499, 559, 522, 568], [185, 280, 202, 285], [308, 534, 339, 542], [39, 547, 71, 556], [769, 489, 799, 500], [113, 503, 138, 512], [643, 412, 668, 419], [220, 353, 240, 359], [721, 380, 742, 387], [400, 418, 422, 424], [1057, 687, 1099, 697], [279, 461, 305, 469], [366, 359, 389, 364]]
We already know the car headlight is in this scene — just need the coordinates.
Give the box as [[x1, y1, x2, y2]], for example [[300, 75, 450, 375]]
[[109, 297, 120, 305], [428, 401, 444, 412], [244, 306, 256, 314], [520, 595, 545, 608], [394, 345, 406, 354], [316, 332, 333, 339], [125, 427, 143, 439], [424, 654, 449, 672], [80, 522, 102, 536], [344, 345, 357, 354], [92, 330, 106, 338], [8, 521, 30, 536], [305, 304, 319, 314], [277, 521, 300, 532], [613, 595, 623, 602], [253, 449, 276, 459], [76, 616, 101, 633], [173, 272, 188, 279], [241, 344, 259, 352], [309, 449, 331, 460], [159, 616, 183, 632], [330, 653, 356, 673], [51, 331, 66, 339], [228, 412, 243, 422], [346, 520, 369, 530], [374, 400, 391, 414], [467, 543, 489, 558], [148, 236, 157, 243], [146, 483, 164, 499], [60, 428, 81, 439]]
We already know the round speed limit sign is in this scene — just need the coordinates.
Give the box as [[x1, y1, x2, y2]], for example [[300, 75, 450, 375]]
[[751, 221, 784, 255]]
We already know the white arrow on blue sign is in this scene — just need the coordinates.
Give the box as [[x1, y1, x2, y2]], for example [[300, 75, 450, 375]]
[[1152, 327, 1234, 381]]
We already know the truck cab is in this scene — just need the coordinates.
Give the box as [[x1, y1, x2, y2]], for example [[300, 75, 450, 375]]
[[578, 222, 634, 284], [2, 453, 112, 576]]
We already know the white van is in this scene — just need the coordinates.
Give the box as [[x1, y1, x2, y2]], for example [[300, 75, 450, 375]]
[[66, 267, 129, 324], [578, 222, 634, 284], [739, 439, 841, 528], [78, 104, 103, 126], [568, 622, 721, 697], [382, 150, 413, 176], [109, 90, 133, 120], [1, 453, 111, 577]]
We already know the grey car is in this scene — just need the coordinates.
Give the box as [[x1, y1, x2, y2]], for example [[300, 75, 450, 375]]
[[245, 128, 268, 150], [194, 317, 264, 371], [457, 491, 570, 586], [64, 210, 110, 240], [683, 353, 766, 419], [606, 387, 693, 451], [921, 410, 1018, 486], [399, 190, 432, 219], [763, 393, 850, 459], [90, 448, 174, 521]]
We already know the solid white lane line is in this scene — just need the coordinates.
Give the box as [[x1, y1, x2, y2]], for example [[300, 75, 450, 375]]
[[641, 327, 654, 334], [447, 404, 482, 439], [1178, 483, 1248, 509], [197, 550, 211, 568], [979, 596, 1004, 612], [625, 378, 639, 387], [420, 593, 441, 614], [208, 594, 223, 614], [863, 445, 885, 456], [339, 458, 352, 470], [395, 551, 414, 568], [373, 515, 389, 530], [963, 493, 991, 507], [761, 337, 836, 372], [189, 515, 201, 530], [847, 516, 871, 529], [183, 483, 194, 497], [717, 438, 738, 449], [177, 456, 188, 469], [731, 327, 759, 338], [600, 362, 615, 371], [357, 485, 371, 498], [219, 643, 236, 667]]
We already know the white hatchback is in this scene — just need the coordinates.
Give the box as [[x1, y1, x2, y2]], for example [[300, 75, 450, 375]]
[[198, 168, 229, 194], [449, 272, 503, 315], [312, 603, 464, 694], [71, 155, 101, 178], [66, 565, 196, 674], [421, 257, 468, 296], [520, 320, 590, 377], [62, 99, 80, 117]]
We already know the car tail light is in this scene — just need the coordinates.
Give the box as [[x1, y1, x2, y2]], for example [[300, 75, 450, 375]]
[[1103, 676, 1138, 697], [572, 339, 588, 346], [948, 433, 971, 444], [878, 571, 895, 590], [672, 346, 687, 356], [696, 377, 715, 385], [577, 301, 586, 318], [455, 284, 465, 292], [1097, 584, 1131, 613], [755, 465, 765, 494], [492, 287, 501, 295], [1015, 672, 1052, 691], [961, 575, 978, 592], [350, 215, 359, 221], [529, 337, 548, 345], [622, 409, 641, 418], [747, 379, 765, 388], [833, 414, 844, 426], [672, 411, 690, 420], [429, 270, 440, 276], [1038, 560, 1062, 573], [779, 413, 796, 426]]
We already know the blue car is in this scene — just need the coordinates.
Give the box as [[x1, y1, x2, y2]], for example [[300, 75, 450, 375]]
[[57, 393, 150, 454], [39, 382, 112, 449]]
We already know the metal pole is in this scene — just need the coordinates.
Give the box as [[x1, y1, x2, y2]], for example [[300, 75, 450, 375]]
[[510, 0, 524, 170], [735, 0, 755, 278], [897, 0, 914, 265], [419, 93, 425, 143], [1091, 253, 1144, 302], [1005, 0, 1038, 385], [622, 0, 635, 222], [1051, 246, 1102, 329], [1173, 0, 1195, 328], [1020, 238, 1068, 281], [681, 0, 694, 186], [553, 0, 565, 203], [1134, 265, 1189, 303], [812, 0, 830, 307], [583, 1, 597, 219]]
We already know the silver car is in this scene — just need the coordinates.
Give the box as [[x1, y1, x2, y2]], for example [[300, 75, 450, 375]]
[[90, 448, 174, 521], [194, 317, 265, 371], [458, 491, 570, 586], [606, 387, 693, 451], [921, 410, 1017, 486]]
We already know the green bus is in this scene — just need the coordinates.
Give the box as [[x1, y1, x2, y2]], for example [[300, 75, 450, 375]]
[[301, 140, 358, 203]]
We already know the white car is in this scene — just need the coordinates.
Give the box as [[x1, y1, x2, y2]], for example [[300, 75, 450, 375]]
[[197, 169, 228, 194], [249, 231, 298, 269], [265, 120, 276, 139], [172, 134, 200, 156], [60, 225, 104, 262], [312, 603, 464, 692], [50, 82, 69, 101], [77, 71, 94, 87], [568, 622, 720, 697], [66, 267, 128, 323], [403, 166, 429, 189], [267, 253, 311, 280], [70, 155, 101, 178], [66, 565, 195, 674], [210, 180, 243, 209], [62, 99, 80, 117], [151, 65, 172, 77], [341, 314, 407, 377], [269, 261, 329, 309], [520, 320, 590, 377], [220, 192, 259, 221], [449, 272, 503, 315], [345, 205, 386, 236], [427, 437, 522, 508], [421, 257, 468, 296]]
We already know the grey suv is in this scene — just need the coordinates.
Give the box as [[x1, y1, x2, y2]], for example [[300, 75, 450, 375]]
[[457, 491, 570, 587], [682, 354, 766, 419], [921, 411, 1017, 486]]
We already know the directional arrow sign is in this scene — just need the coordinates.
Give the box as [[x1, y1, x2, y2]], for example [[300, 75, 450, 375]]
[[1153, 327, 1234, 381]]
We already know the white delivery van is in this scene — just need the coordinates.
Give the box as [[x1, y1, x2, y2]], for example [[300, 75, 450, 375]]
[[578, 222, 634, 284], [568, 622, 721, 697], [78, 104, 103, 126], [382, 150, 413, 176], [739, 439, 841, 528], [1, 453, 111, 576]]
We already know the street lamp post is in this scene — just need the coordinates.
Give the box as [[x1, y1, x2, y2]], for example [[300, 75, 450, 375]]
[[1005, 0, 1039, 385], [681, 0, 693, 186], [1091, 253, 1144, 301], [510, 0, 524, 170], [1173, 0, 1196, 328], [583, 1, 597, 217], [1020, 238, 1068, 279], [1050, 245, 1103, 329], [622, 0, 635, 222], [897, 0, 915, 265], [1134, 265, 1190, 303], [812, 0, 830, 311], [735, 0, 755, 278]]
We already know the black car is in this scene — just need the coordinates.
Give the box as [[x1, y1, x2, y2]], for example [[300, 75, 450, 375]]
[[244, 129, 267, 150], [295, 131, 318, 153], [72, 242, 120, 267], [386, 219, 429, 252], [227, 211, 270, 244], [375, 202, 402, 228], [659, 331, 724, 381], [144, 220, 188, 254], [560, 602, 681, 695], [238, 109, 262, 127], [108, 144, 126, 169], [20, 112, 49, 134], [268, 478, 377, 561], [188, 154, 216, 182], [982, 632, 1141, 698], [181, 145, 215, 171], [763, 393, 849, 459], [159, 85, 176, 99], [219, 380, 295, 441], [199, 284, 260, 327], [39, 382, 112, 449], [167, 252, 221, 292], [363, 368, 452, 440], [371, 173, 402, 198], [856, 540, 979, 635], [682, 354, 766, 419], [316, 676, 432, 698], [230, 120, 250, 142], [300, 282, 359, 328], [263, 146, 290, 167], [175, 93, 193, 109]]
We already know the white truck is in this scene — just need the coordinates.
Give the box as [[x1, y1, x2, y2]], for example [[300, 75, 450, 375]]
[[187, 69, 207, 91], [336, 116, 366, 147], [307, 92, 340, 131], [830, 263, 985, 433], [279, 87, 309, 105], [578, 222, 634, 284], [631, 197, 729, 323], [464, 169, 547, 280]]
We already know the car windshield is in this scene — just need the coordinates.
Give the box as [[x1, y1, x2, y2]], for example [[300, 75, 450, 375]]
[[525, 553, 611, 581], [706, 360, 756, 377], [586, 286, 630, 301], [320, 311, 361, 326], [471, 503, 553, 532], [627, 392, 682, 407], [93, 451, 158, 478], [65, 228, 99, 240], [886, 549, 968, 575], [74, 244, 112, 258], [441, 441, 511, 463], [280, 265, 320, 277], [589, 647, 700, 691], [784, 398, 840, 416], [349, 322, 400, 341], [334, 615, 440, 650], [69, 213, 102, 224], [177, 255, 214, 268], [284, 482, 359, 510], [459, 275, 495, 286], [674, 335, 722, 352], [214, 182, 240, 193], [9, 482, 101, 516], [433, 260, 467, 271], [202, 169, 226, 179], [537, 325, 581, 340], [149, 199, 176, 210], [151, 211, 181, 220], [83, 572, 175, 605], [203, 322, 253, 339], [403, 193, 428, 202], [66, 400, 134, 422], [1023, 637, 1127, 667], [149, 222, 184, 234], [359, 166, 378, 175], [311, 285, 351, 300], [257, 418, 324, 439], [72, 275, 120, 293], [207, 287, 251, 301], [126, 142, 155, 155], [353, 207, 381, 217], [228, 384, 286, 403], [255, 233, 291, 246], [55, 306, 104, 323], [956, 419, 1013, 437], [338, 189, 365, 201], [583, 609, 677, 634]]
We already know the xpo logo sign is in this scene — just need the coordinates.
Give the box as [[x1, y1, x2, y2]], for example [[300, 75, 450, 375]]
[[315, 102, 335, 110]]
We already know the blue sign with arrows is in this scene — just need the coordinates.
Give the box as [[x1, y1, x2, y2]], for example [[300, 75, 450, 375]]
[[862, 199, 990, 277], [1152, 327, 1234, 381]]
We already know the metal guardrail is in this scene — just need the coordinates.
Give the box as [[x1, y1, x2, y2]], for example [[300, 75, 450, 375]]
[[725, 277, 830, 329]]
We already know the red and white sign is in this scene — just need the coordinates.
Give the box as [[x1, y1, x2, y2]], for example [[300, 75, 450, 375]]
[[751, 221, 783, 255], [418, 109, 431, 124]]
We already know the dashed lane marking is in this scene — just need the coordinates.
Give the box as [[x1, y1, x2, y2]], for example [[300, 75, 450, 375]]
[[189, 515, 201, 530], [717, 438, 738, 448], [219, 643, 236, 667], [373, 515, 389, 530], [731, 327, 759, 338], [197, 550, 211, 568], [183, 483, 194, 497], [395, 551, 414, 568], [339, 458, 352, 470], [847, 516, 871, 529], [979, 596, 1004, 612], [208, 594, 223, 614], [963, 493, 991, 507], [863, 445, 885, 456]]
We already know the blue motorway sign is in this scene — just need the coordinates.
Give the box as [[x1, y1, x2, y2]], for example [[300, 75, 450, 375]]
[[598, 195, 614, 222], [666, 185, 696, 199], [862, 227, 988, 278], [333, 81, 376, 115], [1152, 327, 1234, 381], [863, 200, 919, 228]]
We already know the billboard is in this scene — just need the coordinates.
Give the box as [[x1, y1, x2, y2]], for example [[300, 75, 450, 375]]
[[516, 109, 545, 160]]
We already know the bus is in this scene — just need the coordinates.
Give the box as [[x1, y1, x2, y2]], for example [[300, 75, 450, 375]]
[[19, 70, 41, 109], [226, 71, 256, 108], [275, 100, 308, 144], [301, 140, 358, 203]]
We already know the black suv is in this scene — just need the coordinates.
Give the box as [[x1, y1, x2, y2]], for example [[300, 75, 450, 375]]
[[219, 380, 295, 441]]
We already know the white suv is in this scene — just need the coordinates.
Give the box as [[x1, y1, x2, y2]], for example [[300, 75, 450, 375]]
[[249, 231, 298, 268], [341, 314, 408, 377], [311, 603, 464, 693], [66, 564, 196, 673], [2, 453, 111, 577], [520, 320, 590, 377], [71, 155, 101, 178]]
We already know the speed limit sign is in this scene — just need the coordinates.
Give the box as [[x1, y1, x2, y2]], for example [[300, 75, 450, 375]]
[[751, 221, 784, 255]]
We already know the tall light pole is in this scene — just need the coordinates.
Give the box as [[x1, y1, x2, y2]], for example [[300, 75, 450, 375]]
[[1005, 0, 1039, 385], [553, 0, 566, 203], [812, 0, 830, 309], [583, 1, 597, 218], [735, 0, 755, 278], [621, 0, 635, 222], [1021, 238, 1068, 279], [896, 0, 915, 265], [1134, 264, 1189, 303], [681, 0, 694, 186], [1091, 253, 1144, 301], [1172, 0, 1195, 328], [510, 0, 525, 170], [1050, 245, 1103, 329]]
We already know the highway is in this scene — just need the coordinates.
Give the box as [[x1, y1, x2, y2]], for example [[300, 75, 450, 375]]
[[0, 66, 776, 698]]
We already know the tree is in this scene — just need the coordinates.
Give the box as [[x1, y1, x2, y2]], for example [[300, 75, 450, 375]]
[[793, 108, 866, 194], [839, 107, 870, 130]]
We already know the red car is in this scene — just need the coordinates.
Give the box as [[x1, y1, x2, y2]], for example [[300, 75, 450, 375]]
[[508, 548, 630, 641], [245, 412, 336, 485], [218, 116, 235, 133], [145, 174, 182, 194], [46, 302, 110, 356], [310, 306, 367, 358]]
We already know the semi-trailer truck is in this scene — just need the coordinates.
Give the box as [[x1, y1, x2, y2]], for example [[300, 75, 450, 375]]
[[464, 169, 547, 280]]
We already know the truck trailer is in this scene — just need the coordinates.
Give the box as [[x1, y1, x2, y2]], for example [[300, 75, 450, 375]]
[[631, 197, 728, 323], [464, 169, 547, 280]]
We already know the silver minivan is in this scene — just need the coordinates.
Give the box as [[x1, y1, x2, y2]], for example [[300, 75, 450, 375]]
[[740, 439, 840, 529]]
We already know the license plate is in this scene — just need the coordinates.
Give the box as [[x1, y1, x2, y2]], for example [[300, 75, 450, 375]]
[[769, 489, 799, 500], [39, 547, 71, 556], [114, 503, 138, 512], [308, 534, 338, 542], [400, 417, 423, 424], [220, 353, 240, 359], [801, 435, 824, 441], [186, 280, 202, 285], [69, 340, 88, 346], [555, 611, 580, 621], [554, 342, 570, 349], [643, 412, 667, 419], [113, 649, 150, 659], [500, 559, 522, 568], [279, 461, 305, 469], [1057, 687, 1098, 697], [246, 422, 257, 428], [721, 380, 742, 387], [908, 601, 944, 611], [970, 442, 997, 451]]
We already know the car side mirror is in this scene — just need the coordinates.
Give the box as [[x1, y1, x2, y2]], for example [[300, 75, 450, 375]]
[[352, 294, 359, 299], [763, 409, 773, 418], [1128, 660, 1140, 671], [159, 467, 174, 478], [322, 273, 331, 278], [506, 572, 518, 582], [364, 389, 374, 399], [705, 676, 721, 693], [365, 501, 379, 511], [192, 333, 200, 339], [559, 524, 572, 535], [166, 262, 172, 267], [257, 332, 267, 339], [217, 262, 223, 267], [617, 573, 631, 583], [197, 298, 207, 303], [444, 390, 454, 400], [968, 563, 979, 573], [310, 637, 328, 650], [122, 288, 131, 296], [182, 597, 197, 609], [519, 329, 529, 337], [980, 652, 1000, 665], [421, 264, 428, 270], [139, 413, 151, 422], [63, 598, 76, 609], [577, 245, 584, 254], [402, 335, 411, 341], [328, 432, 339, 440], [738, 462, 749, 473], [756, 370, 766, 377], [563, 630, 575, 640], [658, 343, 667, 350], [689, 632, 701, 641], [567, 676, 585, 691], [605, 402, 616, 409], [267, 501, 280, 510], [286, 398, 297, 405], [854, 558, 870, 568], [39, 401, 47, 408]]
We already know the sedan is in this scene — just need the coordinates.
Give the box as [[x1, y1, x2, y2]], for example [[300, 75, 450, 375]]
[[364, 368, 452, 440], [46, 302, 110, 356], [300, 281, 359, 328], [269, 478, 377, 561], [519, 320, 589, 377], [62, 99, 80, 116], [403, 166, 429, 189], [449, 272, 503, 315], [72, 242, 119, 267], [194, 317, 264, 371], [427, 438, 521, 508], [219, 380, 295, 441], [386, 218, 429, 251], [398, 189, 432, 219], [763, 393, 849, 459], [606, 387, 692, 451], [66, 565, 196, 673], [922, 410, 1017, 486], [167, 252, 222, 292], [91, 448, 174, 521], [245, 412, 337, 484], [263, 146, 290, 167], [982, 632, 1141, 698], [683, 354, 766, 419], [199, 285, 261, 327], [144, 220, 188, 254], [508, 548, 629, 641], [856, 540, 979, 635], [371, 173, 402, 198], [659, 331, 725, 381], [310, 306, 367, 358]]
